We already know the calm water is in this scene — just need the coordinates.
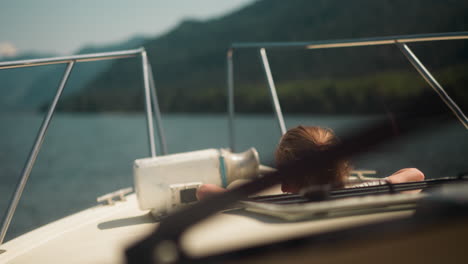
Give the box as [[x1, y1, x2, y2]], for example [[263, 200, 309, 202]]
[[0, 113, 467, 241]]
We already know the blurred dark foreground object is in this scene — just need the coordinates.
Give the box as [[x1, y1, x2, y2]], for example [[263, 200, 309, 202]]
[[191, 183, 468, 264]]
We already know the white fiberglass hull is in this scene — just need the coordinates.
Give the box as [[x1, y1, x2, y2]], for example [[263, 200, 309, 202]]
[[0, 192, 416, 263]]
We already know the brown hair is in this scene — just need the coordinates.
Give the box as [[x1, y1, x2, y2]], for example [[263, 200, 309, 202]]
[[275, 126, 350, 193]]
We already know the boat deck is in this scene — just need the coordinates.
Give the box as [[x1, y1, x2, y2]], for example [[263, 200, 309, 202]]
[[0, 193, 414, 263]]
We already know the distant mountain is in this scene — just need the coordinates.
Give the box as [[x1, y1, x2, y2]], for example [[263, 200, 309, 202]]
[[0, 52, 58, 111], [75, 35, 147, 55], [0, 36, 146, 112], [58, 0, 468, 113]]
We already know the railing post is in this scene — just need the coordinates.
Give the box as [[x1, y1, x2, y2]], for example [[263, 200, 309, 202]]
[[141, 51, 157, 157], [396, 42, 468, 129], [147, 61, 168, 155], [259, 48, 287, 135], [227, 48, 235, 151], [0, 61, 75, 244]]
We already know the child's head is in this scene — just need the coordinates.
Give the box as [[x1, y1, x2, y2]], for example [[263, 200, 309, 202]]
[[275, 126, 350, 193]]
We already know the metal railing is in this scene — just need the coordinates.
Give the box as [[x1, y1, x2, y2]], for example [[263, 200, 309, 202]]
[[0, 48, 167, 244], [226, 31, 468, 151]]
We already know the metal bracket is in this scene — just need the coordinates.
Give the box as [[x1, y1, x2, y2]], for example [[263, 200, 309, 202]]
[[97, 187, 133, 205]]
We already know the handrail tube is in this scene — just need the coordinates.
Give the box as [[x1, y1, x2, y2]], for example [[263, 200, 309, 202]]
[[0, 48, 144, 70], [0, 48, 168, 243], [231, 32, 468, 50], [227, 49, 235, 151], [0, 61, 75, 244], [259, 48, 287, 135], [227, 32, 468, 142], [147, 61, 168, 155], [141, 51, 157, 157], [396, 43, 468, 129]]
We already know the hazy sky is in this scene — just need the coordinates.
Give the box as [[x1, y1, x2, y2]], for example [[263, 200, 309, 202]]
[[0, 0, 254, 56]]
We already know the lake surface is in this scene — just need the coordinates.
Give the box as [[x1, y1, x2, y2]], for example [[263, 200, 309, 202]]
[[0, 113, 467, 241]]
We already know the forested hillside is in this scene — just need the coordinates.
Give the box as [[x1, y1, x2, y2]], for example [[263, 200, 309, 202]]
[[57, 0, 468, 114]]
